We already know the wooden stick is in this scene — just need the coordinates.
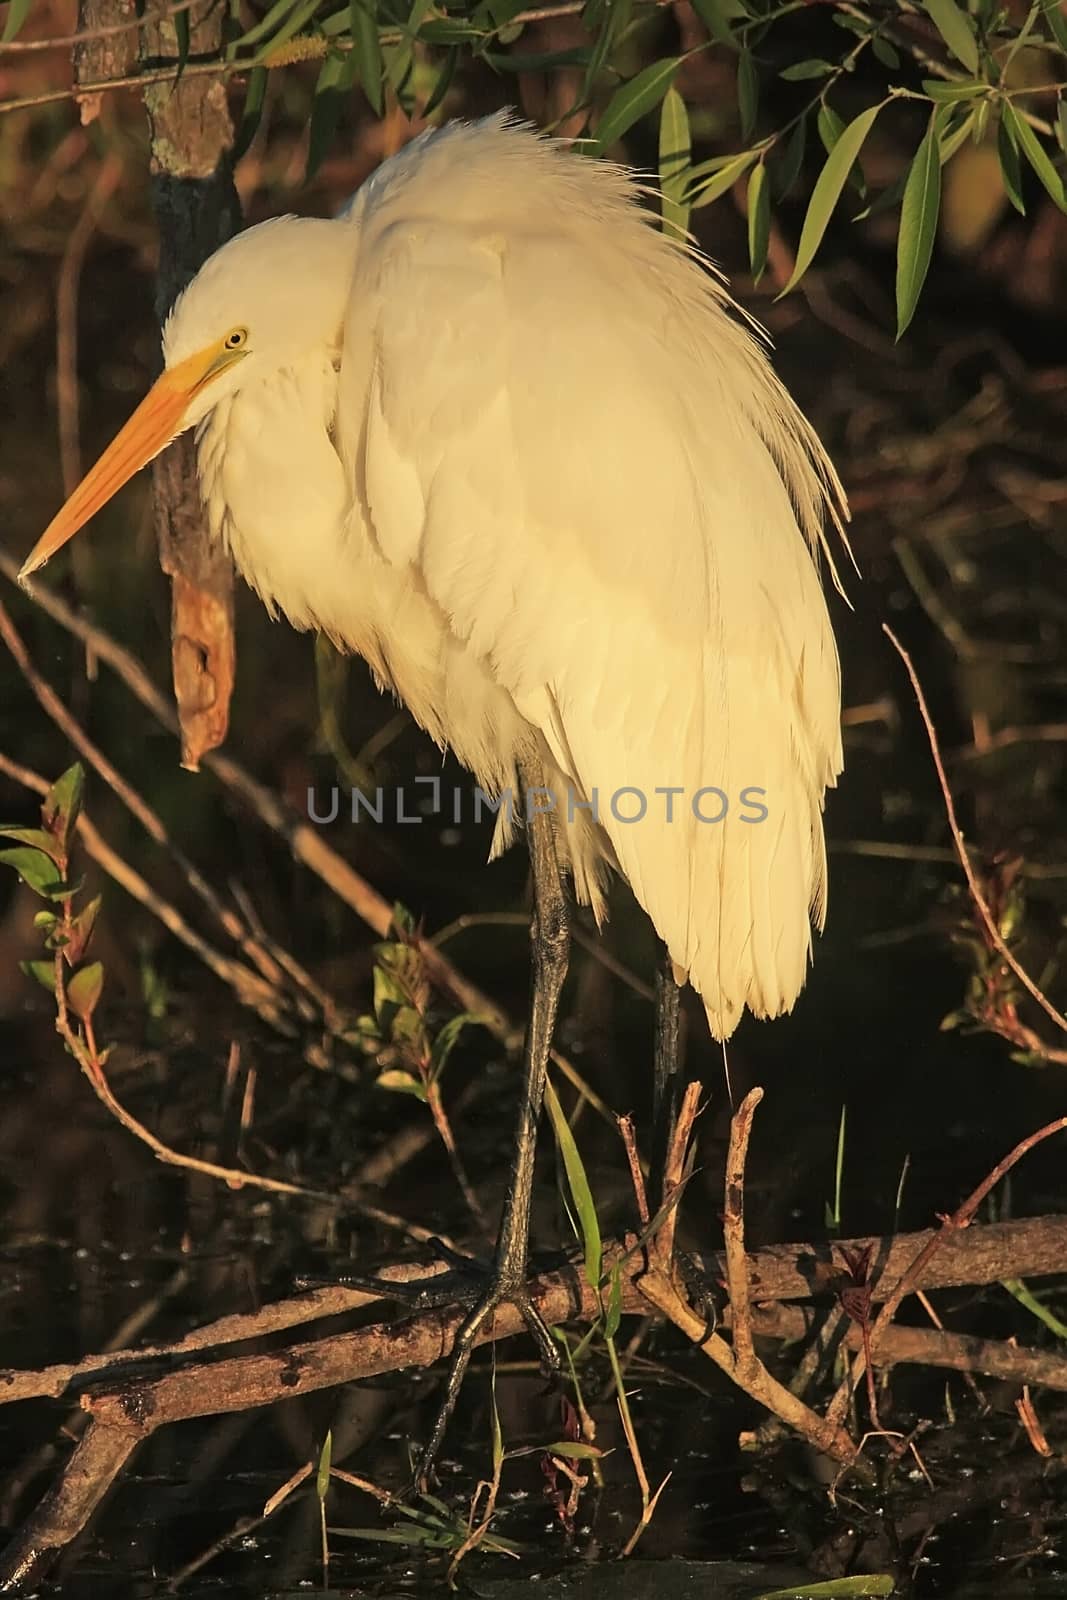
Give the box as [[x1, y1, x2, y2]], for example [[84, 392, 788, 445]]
[[4, 1213, 1066, 1406]]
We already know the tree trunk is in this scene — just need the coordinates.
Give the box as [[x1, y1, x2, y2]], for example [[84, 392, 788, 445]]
[[141, 4, 241, 770]]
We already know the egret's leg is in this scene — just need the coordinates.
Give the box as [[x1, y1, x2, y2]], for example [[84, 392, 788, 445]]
[[652, 944, 683, 1211], [416, 763, 570, 1485]]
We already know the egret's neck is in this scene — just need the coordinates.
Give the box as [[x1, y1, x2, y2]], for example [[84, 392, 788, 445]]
[[195, 352, 358, 636]]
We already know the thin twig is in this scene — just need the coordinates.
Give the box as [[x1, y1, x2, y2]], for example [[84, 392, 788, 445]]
[[827, 1114, 1067, 1427], [2, 554, 610, 1121], [652, 1079, 702, 1270], [635, 1266, 859, 1466], [56, 154, 123, 500], [884, 624, 1067, 1037], [0, 0, 200, 53], [0, 749, 295, 1032], [722, 1087, 763, 1373], [0, 591, 305, 1017], [0, 0, 662, 116], [617, 1112, 650, 1227], [52, 950, 338, 1206]]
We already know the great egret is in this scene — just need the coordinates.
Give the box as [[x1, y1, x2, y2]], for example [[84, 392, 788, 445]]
[[22, 112, 847, 1474]]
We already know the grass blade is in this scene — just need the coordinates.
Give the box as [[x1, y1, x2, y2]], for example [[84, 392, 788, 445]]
[[543, 1075, 602, 1287]]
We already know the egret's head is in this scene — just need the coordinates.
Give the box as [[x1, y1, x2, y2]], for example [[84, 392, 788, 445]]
[[20, 216, 355, 582]]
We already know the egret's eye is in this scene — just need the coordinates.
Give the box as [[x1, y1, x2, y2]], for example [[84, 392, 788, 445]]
[[224, 327, 248, 351]]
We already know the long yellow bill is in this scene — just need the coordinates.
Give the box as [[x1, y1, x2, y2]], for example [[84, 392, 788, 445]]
[[19, 339, 240, 584]]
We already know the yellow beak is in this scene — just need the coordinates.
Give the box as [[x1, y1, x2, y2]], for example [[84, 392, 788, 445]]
[[19, 338, 244, 583]]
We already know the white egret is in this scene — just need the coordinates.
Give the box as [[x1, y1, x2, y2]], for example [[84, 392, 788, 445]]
[[22, 112, 847, 1473]]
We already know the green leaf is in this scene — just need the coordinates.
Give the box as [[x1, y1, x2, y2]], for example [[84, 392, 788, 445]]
[[773, 113, 807, 199], [997, 111, 1027, 211], [43, 763, 83, 852], [0, 825, 62, 862], [428, 1011, 481, 1081], [317, 1430, 333, 1500], [1002, 1276, 1067, 1339], [832, 11, 869, 36], [871, 34, 900, 69], [20, 959, 56, 993], [687, 146, 758, 207], [234, 66, 268, 161], [415, 15, 481, 42], [252, 0, 323, 66], [604, 1260, 623, 1338], [594, 57, 681, 151], [925, 0, 980, 73], [1002, 100, 1067, 211], [737, 46, 758, 139], [423, 44, 458, 117], [780, 58, 833, 81], [376, 1068, 428, 1100], [231, 0, 299, 53], [780, 101, 884, 294], [755, 1578, 895, 1599], [691, 0, 746, 47], [1, 0, 33, 43], [546, 1440, 605, 1460], [1042, 0, 1067, 52], [922, 76, 986, 101], [350, 0, 384, 113], [67, 960, 104, 1023], [489, 1360, 504, 1473], [543, 1075, 602, 1288], [940, 105, 977, 163], [0, 846, 64, 898], [307, 48, 358, 179], [658, 85, 692, 240], [583, 0, 630, 97], [404, 0, 435, 36], [817, 101, 845, 154], [972, 96, 990, 144], [65, 894, 101, 968], [372, 957, 408, 1015], [747, 159, 770, 282], [483, 43, 590, 72], [1057, 94, 1067, 153], [896, 112, 942, 337]]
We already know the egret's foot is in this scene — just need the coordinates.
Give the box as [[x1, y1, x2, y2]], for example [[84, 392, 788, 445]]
[[414, 1270, 562, 1491], [675, 1247, 724, 1338], [293, 1237, 492, 1310]]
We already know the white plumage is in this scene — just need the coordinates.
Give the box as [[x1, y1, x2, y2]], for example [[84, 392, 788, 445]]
[[25, 112, 848, 1040]]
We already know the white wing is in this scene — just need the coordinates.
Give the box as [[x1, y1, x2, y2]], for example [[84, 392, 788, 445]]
[[338, 117, 846, 1038]]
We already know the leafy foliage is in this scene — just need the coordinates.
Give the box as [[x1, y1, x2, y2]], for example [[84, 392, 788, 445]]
[[1, 762, 108, 1035], [345, 904, 483, 1101], [5, 0, 1067, 333]]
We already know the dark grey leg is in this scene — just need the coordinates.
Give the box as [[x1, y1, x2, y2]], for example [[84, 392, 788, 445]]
[[652, 943, 683, 1210], [415, 757, 570, 1486]]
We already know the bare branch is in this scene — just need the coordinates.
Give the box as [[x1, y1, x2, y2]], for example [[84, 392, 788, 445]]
[[884, 623, 1067, 1038], [0, 0, 199, 53]]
